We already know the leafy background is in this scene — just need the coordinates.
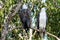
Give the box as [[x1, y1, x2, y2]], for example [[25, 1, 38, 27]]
[[0, 0, 60, 40]]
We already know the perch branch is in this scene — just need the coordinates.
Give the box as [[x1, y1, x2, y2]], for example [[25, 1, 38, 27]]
[[31, 27, 60, 40], [47, 32, 60, 40], [8, 25, 60, 40]]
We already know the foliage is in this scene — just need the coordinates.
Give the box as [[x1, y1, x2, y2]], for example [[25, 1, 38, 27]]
[[0, 0, 60, 40]]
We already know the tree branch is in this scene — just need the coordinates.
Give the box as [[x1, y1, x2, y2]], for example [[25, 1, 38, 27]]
[[1, 2, 22, 40], [47, 32, 60, 40], [7, 25, 60, 40]]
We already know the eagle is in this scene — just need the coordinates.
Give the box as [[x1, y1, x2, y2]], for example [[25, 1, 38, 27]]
[[18, 4, 31, 33], [37, 7, 48, 40]]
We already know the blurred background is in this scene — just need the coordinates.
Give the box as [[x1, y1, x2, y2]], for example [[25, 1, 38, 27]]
[[0, 0, 60, 40]]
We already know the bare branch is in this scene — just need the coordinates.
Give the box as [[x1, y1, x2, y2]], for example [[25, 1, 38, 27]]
[[47, 32, 60, 40]]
